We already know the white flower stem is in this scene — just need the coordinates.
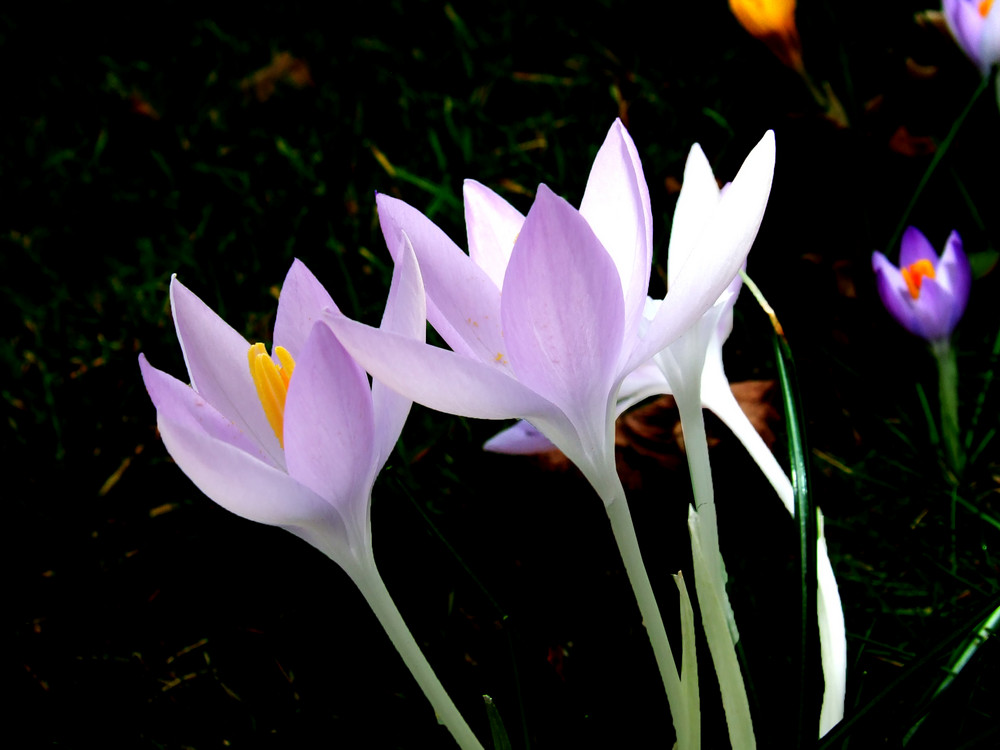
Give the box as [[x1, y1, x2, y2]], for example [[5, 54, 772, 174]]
[[676, 391, 756, 750], [606, 490, 699, 750], [352, 561, 484, 750]]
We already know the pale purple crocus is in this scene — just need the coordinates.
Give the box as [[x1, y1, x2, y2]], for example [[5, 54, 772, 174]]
[[872, 227, 971, 344], [326, 120, 776, 506], [326, 120, 774, 748], [943, 0, 1000, 75], [138, 257, 419, 572], [139, 255, 484, 750]]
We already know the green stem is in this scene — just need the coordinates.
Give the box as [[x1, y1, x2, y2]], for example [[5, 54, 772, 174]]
[[606, 492, 699, 750], [676, 392, 756, 750], [930, 338, 964, 477], [772, 333, 820, 744], [886, 72, 992, 255], [353, 561, 484, 750]]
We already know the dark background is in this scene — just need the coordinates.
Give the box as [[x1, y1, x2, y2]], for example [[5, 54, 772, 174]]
[[5, 1, 998, 747]]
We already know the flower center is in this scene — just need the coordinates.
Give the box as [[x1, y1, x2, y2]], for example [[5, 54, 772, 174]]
[[900, 259, 936, 300], [248, 343, 296, 447], [980, 0, 993, 19]]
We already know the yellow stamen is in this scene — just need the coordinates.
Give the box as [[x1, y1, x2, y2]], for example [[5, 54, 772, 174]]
[[900, 259, 936, 300], [247, 343, 296, 447], [980, 0, 993, 19]]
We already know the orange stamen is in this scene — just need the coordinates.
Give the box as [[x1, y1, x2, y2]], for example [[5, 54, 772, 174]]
[[247, 343, 296, 447], [979, 0, 993, 19], [900, 259, 936, 300]]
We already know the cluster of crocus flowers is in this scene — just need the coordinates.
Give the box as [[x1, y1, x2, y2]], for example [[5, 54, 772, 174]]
[[943, 0, 1000, 75], [141, 118, 856, 748], [139, 256, 484, 749], [326, 120, 776, 748]]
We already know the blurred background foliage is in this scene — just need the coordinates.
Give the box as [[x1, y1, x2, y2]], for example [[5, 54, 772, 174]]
[[5, 1, 998, 747]]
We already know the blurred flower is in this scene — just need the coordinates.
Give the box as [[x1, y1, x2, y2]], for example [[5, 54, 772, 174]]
[[729, 0, 804, 72], [242, 51, 314, 102], [327, 121, 775, 505], [872, 227, 971, 343], [943, 0, 1000, 74], [139, 257, 422, 575]]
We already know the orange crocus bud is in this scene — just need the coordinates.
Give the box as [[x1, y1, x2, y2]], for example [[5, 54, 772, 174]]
[[729, 0, 805, 72]]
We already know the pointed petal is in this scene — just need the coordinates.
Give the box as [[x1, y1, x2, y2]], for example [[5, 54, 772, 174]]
[[911, 277, 954, 341], [139, 354, 278, 467], [464, 180, 524, 289], [483, 420, 558, 454], [873, 253, 923, 338], [377, 193, 504, 362], [667, 143, 721, 285], [142, 355, 348, 541], [170, 277, 284, 467], [502, 185, 625, 422], [273, 259, 339, 358], [326, 312, 557, 421], [372, 231, 425, 468], [981, 3, 1000, 74], [283, 323, 376, 511], [578, 119, 653, 343], [632, 131, 775, 370], [700, 367, 794, 516], [816, 513, 848, 737], [943, 0, 979, 61], [899, 226, 937, 267], [939, 230, 971, 331]]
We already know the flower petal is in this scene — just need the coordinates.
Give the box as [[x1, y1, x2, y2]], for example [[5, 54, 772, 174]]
[[377, 193, 505, 363], [943, 0, 984, 68], [502, 185, 625, 424], [170, 276, 285, 468], [873, 252, 922, 337], [482, 420, 558, 454], [578, 119, 653, 344], [283, 322, 376, 512], [631, 131, 775, 370], [464, 180, 524, 289], [666, 143, 721, 286], [326, 311, 558, 421], [939, 230, 971, 332], [899, 226, 937, 267], [143, 355, 349, 549], [372, 230, 425, 468], [273, 259, 339, 359], [911, 277, 955, 341], [982, 3, 1000, 74], [139, 353, 276, 467]]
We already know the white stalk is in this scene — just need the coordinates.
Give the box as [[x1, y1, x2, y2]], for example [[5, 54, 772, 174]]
[[351, 560, 484, 750]]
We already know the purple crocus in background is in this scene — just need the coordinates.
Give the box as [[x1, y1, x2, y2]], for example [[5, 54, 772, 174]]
[[139, 255, 484, 749], [872, 227, 971, 344], [942, 0, 1000, 75], [873, 226, 972, 475]]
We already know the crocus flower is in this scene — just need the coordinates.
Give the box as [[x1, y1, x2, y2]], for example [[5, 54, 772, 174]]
[[872, 227, 971, 343], [139, 256, 484, 749], [138, 257, 421, 573], [326, 120, 776, 507], [943, 0, 1000, 75]]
